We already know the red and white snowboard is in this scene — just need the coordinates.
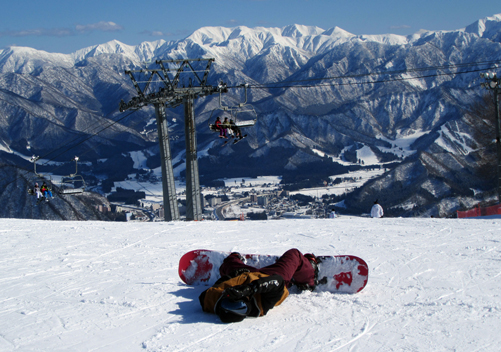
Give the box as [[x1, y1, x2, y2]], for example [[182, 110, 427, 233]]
[[178, 250, 369, 294]]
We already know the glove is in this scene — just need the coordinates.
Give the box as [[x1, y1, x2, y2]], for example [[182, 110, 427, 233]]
[[224, 283, 257, 301], [295, 282, 314, 291]]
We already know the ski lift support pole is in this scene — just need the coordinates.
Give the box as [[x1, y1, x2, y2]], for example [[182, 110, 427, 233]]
[[69, 156, 79, 177], [239, 83, 249, 107], [31, 155, 41, 176], [119, 58, 225, 221]]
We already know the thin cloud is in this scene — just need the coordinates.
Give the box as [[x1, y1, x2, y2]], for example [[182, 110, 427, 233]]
[[390, 25, 411, 30], [0, 28, 72, 37], [0, 21, 123, 38], [75, 21, 123, 33], [140, 29, 190, 37], [140, 30, 173, 37]]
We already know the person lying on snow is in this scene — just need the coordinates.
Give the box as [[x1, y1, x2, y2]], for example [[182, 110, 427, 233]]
[[199, 249, 319, 323]]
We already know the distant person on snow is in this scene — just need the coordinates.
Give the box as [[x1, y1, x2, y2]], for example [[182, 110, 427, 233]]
[[371, 199, 384, 218], [199, 249, 319, 323]]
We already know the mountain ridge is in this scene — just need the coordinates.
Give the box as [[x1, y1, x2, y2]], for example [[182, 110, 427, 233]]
[[1, 14, 501, 218], [2, 14, 500, 74]]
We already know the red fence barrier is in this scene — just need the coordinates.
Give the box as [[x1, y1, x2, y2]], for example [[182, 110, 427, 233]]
[[457, 204, 501, 218]]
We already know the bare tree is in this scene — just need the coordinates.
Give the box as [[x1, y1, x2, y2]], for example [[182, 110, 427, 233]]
[[464, 94, 498, 187]]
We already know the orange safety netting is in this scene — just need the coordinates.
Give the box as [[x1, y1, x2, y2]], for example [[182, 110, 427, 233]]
[[457, 204, 501, 218]]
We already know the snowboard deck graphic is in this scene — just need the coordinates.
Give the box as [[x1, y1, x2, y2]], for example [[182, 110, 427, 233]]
[[179, 250, 368, 294]]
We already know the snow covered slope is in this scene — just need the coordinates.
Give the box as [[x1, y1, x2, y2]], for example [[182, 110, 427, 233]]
[[0, 217, 499, 351]]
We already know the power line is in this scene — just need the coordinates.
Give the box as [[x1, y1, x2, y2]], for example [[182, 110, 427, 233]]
[[252, 66, 497, 90], [1, 107, 140, 189], [21, 60, 501, 171], [3, 59, 500, 192], [40, 108, 138, 166], [235, 59, 501, 90], [40, 109, 138, 163]]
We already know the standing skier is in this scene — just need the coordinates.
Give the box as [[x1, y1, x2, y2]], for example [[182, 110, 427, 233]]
[[370, 200, 384, 218], [199, 249, 319, 323]]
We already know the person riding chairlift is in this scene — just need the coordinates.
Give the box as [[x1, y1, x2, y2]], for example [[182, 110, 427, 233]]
[[34, 183, 43, 199], [229, 119, 243, 140], [215, 117, 227, 139], [41, 182, 53, 199]]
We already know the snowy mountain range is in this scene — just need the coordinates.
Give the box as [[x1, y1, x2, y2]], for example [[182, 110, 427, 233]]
[[1, 14, 501, 218]]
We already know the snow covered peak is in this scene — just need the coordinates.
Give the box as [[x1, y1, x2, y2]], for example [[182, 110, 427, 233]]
[[183, 24, 329, 63], [464, 13, 501, 41], [0, 45, 73, 73], [281, 24, 324, 38], [72, 40, 131, 58], [188, 24, 328, 52], [0, 45, 67, 59], [322, 26, 355, 38], [187, 26, 234, 45], [1, 14, 500, 74], [71, 39, 166, 63], [358, 33, 409, 45]]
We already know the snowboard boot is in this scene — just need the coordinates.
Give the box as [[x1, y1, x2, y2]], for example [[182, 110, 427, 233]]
[[225, 253, 249, 278], [222, 252, 245, 264], [305, 253, 321, 285], [229, 252, 245, 262]]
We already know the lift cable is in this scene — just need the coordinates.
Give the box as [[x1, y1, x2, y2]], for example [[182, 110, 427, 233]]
[[2, 59, 500, 190], [225, 59, 501, 90]]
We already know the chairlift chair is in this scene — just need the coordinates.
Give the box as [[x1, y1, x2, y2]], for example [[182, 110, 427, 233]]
[[29, 155, 54, 189], [208, 83, 257, 132], [57, 156, 86, 195]]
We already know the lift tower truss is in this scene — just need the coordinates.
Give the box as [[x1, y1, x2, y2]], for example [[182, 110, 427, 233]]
[[119, 58, 223, 221]]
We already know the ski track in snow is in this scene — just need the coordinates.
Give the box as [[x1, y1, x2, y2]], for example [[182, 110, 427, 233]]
[[0, 217, 500, 351]]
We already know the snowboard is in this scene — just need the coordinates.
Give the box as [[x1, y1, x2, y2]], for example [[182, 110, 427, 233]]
[[220, 136, 233, 146], [178, 250, 368, 294], [232, 134, 247, 144], [28, 189, 49, 204], [220, 135, 247, 146]]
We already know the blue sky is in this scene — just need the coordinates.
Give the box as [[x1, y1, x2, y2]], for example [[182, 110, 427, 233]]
[[1, 0, 500, 54]]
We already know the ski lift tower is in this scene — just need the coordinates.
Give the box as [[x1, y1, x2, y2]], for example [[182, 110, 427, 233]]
[[119, 58, 224, 221]]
